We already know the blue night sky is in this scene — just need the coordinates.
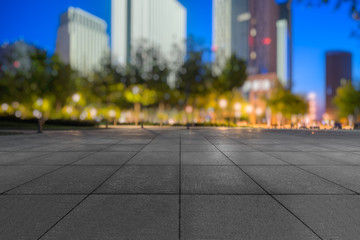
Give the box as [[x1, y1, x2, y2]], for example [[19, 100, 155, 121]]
[[1, 0, 359, 114]]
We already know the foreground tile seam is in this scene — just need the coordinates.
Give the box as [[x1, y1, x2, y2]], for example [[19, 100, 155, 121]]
[[0, 151, 96, 195], [3, 193, 358, 196], [36, 130, 157, 240], [179, 131, 182, 240], [198, 130, 324, 240], [226, 135, 360, 195]]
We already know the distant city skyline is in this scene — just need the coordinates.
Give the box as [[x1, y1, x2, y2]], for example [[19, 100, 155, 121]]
[[1, 0, 360, 114]]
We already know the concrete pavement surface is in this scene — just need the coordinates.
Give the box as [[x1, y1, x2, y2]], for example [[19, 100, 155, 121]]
[[1, 127, 360, 239]]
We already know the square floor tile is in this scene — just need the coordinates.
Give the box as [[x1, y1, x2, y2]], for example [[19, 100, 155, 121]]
[[74, 152, 136, 165], [181, 166, 264, 194], [127, 151, 179, 165], [310, 152, 360, 165], [224, 152, 286, 165], [276, 195, 360, 240], [249, 144, 298, 152], [41, 195, 178, 240], [96, 166, 179, 194], [267, 152, 339, 165], [0, 166, 58, 193], [0, 195, 84, 240], [181, 195, 319, 240], [8, 166, 117, 194], [62, 144, 108, 152], [242, 166, 352, 194], [19, 152, 90, 165], [216, 144, 255, 152], [104, 144, 145, 152], [181, 152, 233, 165], [181, 144, 218, 152], [142, 144, 179, 152], [0, 152, 49, 165], [301, 166, 360, 193]]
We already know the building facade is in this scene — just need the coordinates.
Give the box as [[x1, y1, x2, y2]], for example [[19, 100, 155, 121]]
[[212, 0, 292, 88], [213, 0, 278, 74], [111, 0, 187, 70], [325, 51, 352, 119], [55, 7, 110, 75], [212, 0, 249, 74]]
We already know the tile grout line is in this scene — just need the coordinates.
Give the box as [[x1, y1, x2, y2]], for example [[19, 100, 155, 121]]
[[0, 151, 96, 195], [227, 135, 360, 195], [198, 131, 324, 240], [37, 129, 157, 240], [178, 131, 182, 240]]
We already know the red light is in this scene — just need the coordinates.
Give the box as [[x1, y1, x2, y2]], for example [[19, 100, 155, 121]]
[[262, 38, 272, 45], [248, 36, 254, 47], [13, 61, 20, 68], [211, 45, 218, 52]]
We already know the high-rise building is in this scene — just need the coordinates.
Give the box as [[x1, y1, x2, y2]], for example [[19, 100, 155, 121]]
[[212, 0, 249, 74], [276, 2, 292, 88], [111, 0, 186, 69], [325, 51, 352, 119], [212, 0, 279, 76], [55, 7, 110, 75]]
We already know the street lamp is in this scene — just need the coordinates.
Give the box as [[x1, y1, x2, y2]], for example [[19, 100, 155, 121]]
[[219, 99, 228, 124], [72, 93, 81, 103]]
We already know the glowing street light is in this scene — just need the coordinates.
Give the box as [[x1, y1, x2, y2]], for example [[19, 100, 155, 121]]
[[185, 105, 193, 114], [108, 110, 117, 118], [255, 107, 263, 116], [36, 98, 43, 107], [234, 103, 242, 111], [219, 99, 228, 109], [72, 93, 81, 103], [245, 105, 253, 114]]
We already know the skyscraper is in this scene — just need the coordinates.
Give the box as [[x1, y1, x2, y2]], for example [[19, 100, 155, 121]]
[[111, 0, 187, 68], [276, 2, 292, 88], [325, 51, 352, 119], [55, 7, 110, 75], [212, 0, 279, 76], [212, 0, 249, 74]]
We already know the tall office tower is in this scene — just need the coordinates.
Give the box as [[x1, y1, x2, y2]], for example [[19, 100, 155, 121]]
[[111, 0, 187, 72], [276, 1, 292, 88], [247, 0, 279, 75], [212, 0, 249, 74], [325, 51, 352, 119], [55, 7, 110, 75], [212, 0, 279, 76]]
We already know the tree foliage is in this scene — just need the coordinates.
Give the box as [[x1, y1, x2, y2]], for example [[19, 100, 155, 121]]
[[266, 83, 308, 118], [333, 81, 360, 118]]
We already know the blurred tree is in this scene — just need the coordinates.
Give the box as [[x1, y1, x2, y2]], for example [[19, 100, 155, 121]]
[[214, 54, 247, 94], [333, 81, 360, 121], [47, 54, 76, 116], [266, 83, 308, 120]]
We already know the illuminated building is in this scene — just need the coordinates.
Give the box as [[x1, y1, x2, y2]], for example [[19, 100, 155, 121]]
[[111, 0, 186, 71], [212, 0, 280, 76], [55, 7, 110, 75], [247, 0, 279, 75], [242, 73, 278, 124], [276, 2, 292, 88], [325, 51, 352, 119], [212, 0, 249, 74]]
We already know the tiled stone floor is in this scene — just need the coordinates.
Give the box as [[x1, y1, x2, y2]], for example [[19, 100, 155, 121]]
[[1, 127, 360, 239]]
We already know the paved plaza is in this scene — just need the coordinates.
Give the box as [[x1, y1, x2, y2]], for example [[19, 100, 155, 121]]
[[1, 127, 360, 239]]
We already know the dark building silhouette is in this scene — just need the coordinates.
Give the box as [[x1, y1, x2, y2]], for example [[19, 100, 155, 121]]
[[325, 51, 352, 119]]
